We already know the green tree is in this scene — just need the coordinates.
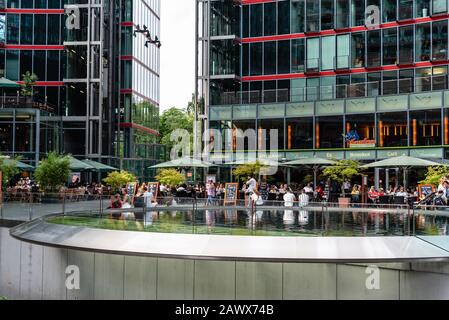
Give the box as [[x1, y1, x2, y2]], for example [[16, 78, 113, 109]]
[[0, 157, 20, 189], [323, 159, 363, 196], [20, 71, 38, 97], [232, 161, 268, 182], [155, 168, 186, 186], [419, 166, 449, 187], [103, 170, 137, 192], [186, 93, 205, 116], [34, 153, 71, 191], [159, 107, 193, 151]]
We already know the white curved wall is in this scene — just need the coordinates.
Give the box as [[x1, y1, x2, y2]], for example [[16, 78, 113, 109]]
[[1, 227, 449, 300]]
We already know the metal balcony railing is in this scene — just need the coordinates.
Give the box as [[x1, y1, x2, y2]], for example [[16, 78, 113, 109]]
[[219, 74, 449, 105], [0, 96, 56, 113]]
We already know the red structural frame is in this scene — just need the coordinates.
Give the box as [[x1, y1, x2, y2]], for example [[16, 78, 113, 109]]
[[120, 122, 160, 136]]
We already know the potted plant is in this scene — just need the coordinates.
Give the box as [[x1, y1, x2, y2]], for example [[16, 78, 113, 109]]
[[20, 71, 38, 105], [323, 159, 362, 206], [0, 156, 20, 191], [103, 170, 137, 194], [34, 152, 71, 202]]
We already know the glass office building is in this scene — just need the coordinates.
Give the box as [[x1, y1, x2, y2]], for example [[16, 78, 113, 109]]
[[0, 0, 164, 180], [199, 0, 449, 171]]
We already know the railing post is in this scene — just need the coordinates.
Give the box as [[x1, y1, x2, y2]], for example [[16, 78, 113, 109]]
[[62, 192, 66, 216]]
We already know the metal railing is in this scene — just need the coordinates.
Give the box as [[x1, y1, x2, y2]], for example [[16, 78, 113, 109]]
[[220, 74, 449, 105], [9, 195, 446, 237], [0, 95, 56, 113]]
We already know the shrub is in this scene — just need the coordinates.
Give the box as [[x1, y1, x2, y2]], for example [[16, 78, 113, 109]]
[[155, 168, 186, 186], [34, 153, 71, 191], [103, 170, 137, 191]]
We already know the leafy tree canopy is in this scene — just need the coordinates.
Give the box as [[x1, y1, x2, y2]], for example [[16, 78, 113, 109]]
[[34, 152, 71, 191], [419, 166, 449, 187], [155, 168, 186, 186], [103, 170, 137, 191]]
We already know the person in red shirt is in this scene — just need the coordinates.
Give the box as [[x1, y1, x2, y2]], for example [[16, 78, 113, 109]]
[[368, 186, 379, 203]]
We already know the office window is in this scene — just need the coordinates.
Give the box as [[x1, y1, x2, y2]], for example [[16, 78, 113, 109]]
[[351, 33, 365, 68], [47, 15, 60, 44], [351, 0, 365, 26], [382, 0, 397, 22], [20, 14, 33, 44], [33, 51, 46, 81], [34, 15, 46, 45], [250, 43, 262, 76], [367, 72, 381, 96], [383, 28, 397, 65], [264, 2, 276, 36], [320, 76, 336, 100], [306, 0, 319, 32], [263, 81, 276, 103], [432, 0, 448, 14], [433, 66, 448, 90], [415, 67, 432, 92], [47, 51, 60, 81], [399, 0, 414, 20], [242, 44, 249, 76], [278, 80, 290, 102], [35, 0, 47, 8], [321, 36, 335, 70], [306, 37, 319, 72], [278, 0, 290, 34], [383, 70, 398, 95], [336, 34, 350, 69], [264, 42, 276, 75], [6, 14, 19, 43], [250, 4, 263, 37], [336, 0, 350, 29], [415, 23, 431, 62], [21, 0, 33, 8], [321, 0, 334, 30], [291, 0, 305, 33], [291, 78, 306, 101], [399, 69, 414, 93], [367, 30, 381, 67], [258, 119, 284, 150], [6, 50, 19, 80], [432, 20, 448, 61], [416, 0, 431, 17], [242, 5, 249, 38], [306, 78, 319, 100], [278, 40, 290, 74], [20, 50, 32, 76], [399, 26, 414, 64], [291, 38, 305, 73]]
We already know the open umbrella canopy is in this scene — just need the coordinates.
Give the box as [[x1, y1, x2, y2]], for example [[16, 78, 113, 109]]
[[1, 158, 34, 171], [225, 158, 292, 167], [150, 157, 215, 169], [362, 155, 444, 168], [285, 157, 336, 166], [68, 156, 94, 171], [0, 77, 20, 88], [82, 159, 117, 172]]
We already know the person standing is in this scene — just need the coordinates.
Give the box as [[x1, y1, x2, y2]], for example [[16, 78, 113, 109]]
[[206, 180, 216, 206], [283, 188, 296, 225], [298, 189, 310, 207]]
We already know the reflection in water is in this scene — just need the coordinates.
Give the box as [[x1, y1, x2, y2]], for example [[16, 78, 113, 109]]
[[92, 207, 449, 237]]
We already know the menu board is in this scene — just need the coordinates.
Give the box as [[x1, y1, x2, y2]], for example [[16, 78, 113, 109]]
[[146, 182, 160, 199], [418, 184, 434, 199], [224, 183, 239, 205], [126, 182, 138, 203]]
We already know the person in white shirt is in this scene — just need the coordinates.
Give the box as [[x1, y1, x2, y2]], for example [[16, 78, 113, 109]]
[[246, 175, 257, 194], [298, 189, 310, 207], [395, 186, 408, 197], [303, 183, 314, 193], [143, 187, 154, 208], [283, 188, 296, 226]]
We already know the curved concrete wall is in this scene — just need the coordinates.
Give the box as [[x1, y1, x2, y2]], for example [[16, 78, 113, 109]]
[[1, 227, 449, 300]]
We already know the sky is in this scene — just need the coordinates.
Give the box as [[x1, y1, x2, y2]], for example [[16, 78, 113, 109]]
[[160, 1, 195, 112]]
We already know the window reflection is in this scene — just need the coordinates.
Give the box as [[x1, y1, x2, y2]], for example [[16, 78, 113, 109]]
[[410, 109, 441, 146], [286, 117, 313, 149], [378, 112, 408, 147], [316, 116, 343, 149]]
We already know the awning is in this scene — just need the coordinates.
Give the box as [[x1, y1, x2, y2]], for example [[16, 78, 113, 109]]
[[2, 158, 34, 171], [0, 77, 20, 88], [82, 160, 117, 172], [68, 156, 94, 171], [150, 157, 215, 169]]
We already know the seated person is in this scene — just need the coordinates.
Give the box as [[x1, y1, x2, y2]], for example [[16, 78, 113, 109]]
[[368, 186, 379, 203]]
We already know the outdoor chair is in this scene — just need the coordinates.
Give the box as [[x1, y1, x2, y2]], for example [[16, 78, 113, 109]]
[[393, 196, 405, 205], [378, 196, 391, 205]]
